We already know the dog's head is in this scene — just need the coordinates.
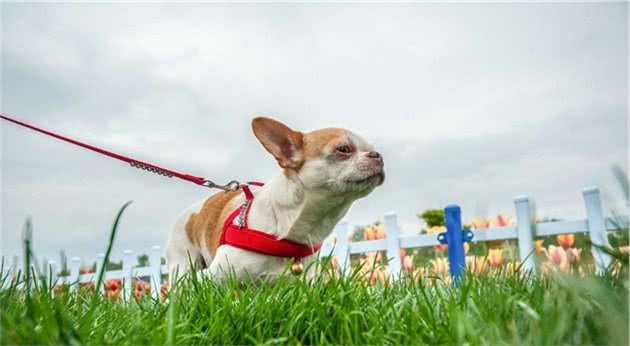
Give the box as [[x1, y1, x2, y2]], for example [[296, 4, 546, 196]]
[[252, 117, 384, 198]]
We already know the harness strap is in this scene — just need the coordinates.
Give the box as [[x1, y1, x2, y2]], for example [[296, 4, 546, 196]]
[[219, 182, 323, 259]]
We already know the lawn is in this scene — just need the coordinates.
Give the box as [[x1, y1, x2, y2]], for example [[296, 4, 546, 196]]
[[1, 264, 628, 345]]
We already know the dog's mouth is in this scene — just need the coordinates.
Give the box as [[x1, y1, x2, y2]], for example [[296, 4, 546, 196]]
[[344, 171, 385, 187]]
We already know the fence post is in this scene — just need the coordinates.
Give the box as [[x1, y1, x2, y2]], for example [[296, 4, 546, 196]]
[[333, 221, 350, 275], [583, 187, 612, 273], [95, 253, 105, 295], [122, 250, 134, 302], [514, 196, 536, 273], [150, 245, 162, 299], [70, 257, 81, 292], [384, 212, 402, 280], [444, 205, 465, 284]]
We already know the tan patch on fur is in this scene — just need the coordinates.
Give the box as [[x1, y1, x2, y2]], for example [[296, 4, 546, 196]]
[[185, 190, 241, 259], [303, 128, 348, 159]]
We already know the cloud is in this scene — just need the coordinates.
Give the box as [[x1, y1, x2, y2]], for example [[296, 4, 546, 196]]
[[1, 2, 627, 264]]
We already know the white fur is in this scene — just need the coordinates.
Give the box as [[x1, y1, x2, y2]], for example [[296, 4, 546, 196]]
[[166, 128, 383, 284]]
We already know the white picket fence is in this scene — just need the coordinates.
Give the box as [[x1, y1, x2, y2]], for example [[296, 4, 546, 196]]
[[2, 186, 627, 298], [318, 186, 628, 279]]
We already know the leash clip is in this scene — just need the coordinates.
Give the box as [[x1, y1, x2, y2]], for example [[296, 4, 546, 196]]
[[202, 179, 241, 191]]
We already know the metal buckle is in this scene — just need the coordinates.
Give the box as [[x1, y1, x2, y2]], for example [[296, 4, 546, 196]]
[[201, 179, 241, 191]]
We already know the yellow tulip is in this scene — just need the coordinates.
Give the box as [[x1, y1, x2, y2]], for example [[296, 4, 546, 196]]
[[471, 218, 490, 230], [534, 240, 545, 255], [431, 257, 450, 275], [506, 261, 519, 274], [364, 226, 376, 241], [403, 255, 415, 272], [375, 223, 386, 240], [425, 225, 446, 234], [466, 255, 488, 273], [331, 256, 339, 271]]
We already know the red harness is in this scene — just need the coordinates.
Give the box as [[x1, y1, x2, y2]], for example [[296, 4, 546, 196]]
[[219, 183, 323, 259]]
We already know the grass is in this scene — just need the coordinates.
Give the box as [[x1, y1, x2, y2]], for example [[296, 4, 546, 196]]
[[1, 264, 628, 345], [1, 201, 628, 345]]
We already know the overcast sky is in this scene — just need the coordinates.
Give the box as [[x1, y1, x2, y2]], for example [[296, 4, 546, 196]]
[[1, 2, 627, 266]]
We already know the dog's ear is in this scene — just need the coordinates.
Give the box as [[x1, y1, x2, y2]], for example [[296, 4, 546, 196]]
[[252, 117, 304, 169]]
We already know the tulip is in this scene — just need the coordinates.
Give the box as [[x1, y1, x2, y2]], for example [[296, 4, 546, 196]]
[[370, 268, 387, 285], [347, 231, 354, 243], [488, 249, 503, 268], [425, 226, 446, 234], [424, 226, 448, 251], [414, 267, 428, 282], [160, 284, 169, 301], [566, 248, 582, 264], [144, 283, 151, 293], [430, 257, 449, 275], [403, 255, 414, 272], [466, 256, 487, 273], [364, 226, 376, 241], [400, 248, 407, 259], [546, 245, 569, 272], [464, 242, 470, 255], [471, 218, 490, 230], [490, 215, 515, 228], [81, 267, 93, 274], [331, 256, 339, 271], [534, 240, 545, 255], [619, 246, 630, 254], [375, 224, 386, 240], [506, 261, 519, 274], [556, 234, 575, 249]]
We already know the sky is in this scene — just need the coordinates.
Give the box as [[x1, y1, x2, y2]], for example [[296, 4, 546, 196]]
[[1, 2, 628, 267]]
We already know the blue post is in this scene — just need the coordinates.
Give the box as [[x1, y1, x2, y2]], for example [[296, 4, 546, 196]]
[[444, 205, 466, 284]]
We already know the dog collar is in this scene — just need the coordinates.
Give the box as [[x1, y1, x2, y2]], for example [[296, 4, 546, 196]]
[[219, 183, 323, 260]]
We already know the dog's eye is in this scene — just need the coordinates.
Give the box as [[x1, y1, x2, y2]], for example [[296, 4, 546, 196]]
[[336, 145, 352, 154]]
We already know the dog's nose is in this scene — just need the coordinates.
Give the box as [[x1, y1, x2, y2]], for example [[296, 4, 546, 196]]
[[367, 151, 383, 166], [367, 151, 381, 159]]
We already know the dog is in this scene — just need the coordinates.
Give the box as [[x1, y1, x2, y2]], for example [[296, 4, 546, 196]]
[[166, 117, 384, 283]]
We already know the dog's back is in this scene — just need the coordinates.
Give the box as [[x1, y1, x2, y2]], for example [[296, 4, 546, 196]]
[[166, 190, 241, 280]]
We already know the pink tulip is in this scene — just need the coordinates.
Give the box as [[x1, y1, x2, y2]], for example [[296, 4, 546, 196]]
[[566, 248, 582, 264], [403, 255, 414, 272]]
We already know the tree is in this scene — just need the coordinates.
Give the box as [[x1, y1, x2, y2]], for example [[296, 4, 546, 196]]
[[137, 254, 149, 267], [352, 225, 365, 242], [419, 209, 445, 228]]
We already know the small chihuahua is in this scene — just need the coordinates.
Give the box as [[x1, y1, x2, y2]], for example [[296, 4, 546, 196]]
[[166, 117, 384, 282]]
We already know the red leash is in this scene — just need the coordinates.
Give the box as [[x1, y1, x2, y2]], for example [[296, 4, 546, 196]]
[[0, 113, 241, 191]]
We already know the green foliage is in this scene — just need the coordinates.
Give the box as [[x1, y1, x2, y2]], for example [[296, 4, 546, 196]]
[[352, 225, 365, 242], [419, 209, 445, 228], [137, 254, 149, 268], [1, 266, 628, 345], [3, 203, 629, 345]]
